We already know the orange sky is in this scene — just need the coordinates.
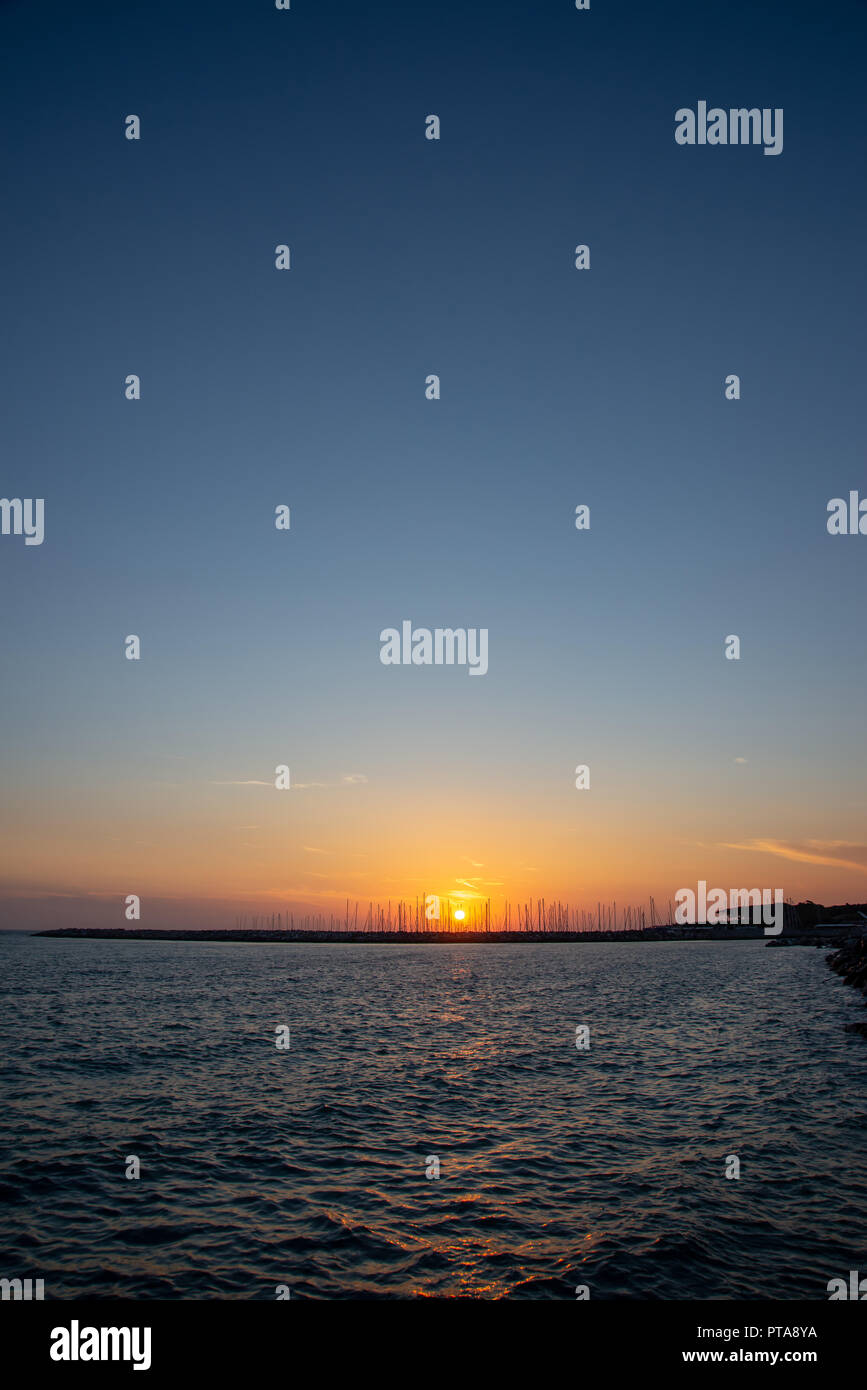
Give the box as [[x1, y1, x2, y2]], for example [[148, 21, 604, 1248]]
[[3, 768, 866, 929]]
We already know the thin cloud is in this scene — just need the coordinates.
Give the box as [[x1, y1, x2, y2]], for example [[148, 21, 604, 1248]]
[[210, 780, 270, 786], [722, 838, 867, 873], [211, 779, 326, 791]]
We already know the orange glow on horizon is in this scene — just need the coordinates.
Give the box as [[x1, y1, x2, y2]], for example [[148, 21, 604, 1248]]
[[2, 773, 866, 927]]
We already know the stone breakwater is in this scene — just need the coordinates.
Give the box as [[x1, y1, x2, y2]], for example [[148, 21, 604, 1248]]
[[827, 937, 867, 1037], [34, 926, 766, 943]]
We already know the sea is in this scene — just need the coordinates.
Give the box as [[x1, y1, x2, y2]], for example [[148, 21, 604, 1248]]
[[1, 932, 866, 1300]]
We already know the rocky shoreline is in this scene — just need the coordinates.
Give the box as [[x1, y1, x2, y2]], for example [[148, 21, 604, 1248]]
[[826, 937, 867, 1037]]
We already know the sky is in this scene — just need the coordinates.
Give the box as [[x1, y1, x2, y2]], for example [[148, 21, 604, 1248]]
[[1, 0, 866, 929]]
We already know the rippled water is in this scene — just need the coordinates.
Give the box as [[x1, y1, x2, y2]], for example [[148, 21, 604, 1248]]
[[1, 933, 866, 1299]]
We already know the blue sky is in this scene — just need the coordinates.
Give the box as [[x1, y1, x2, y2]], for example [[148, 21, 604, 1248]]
[[1, 0, 866, 926]]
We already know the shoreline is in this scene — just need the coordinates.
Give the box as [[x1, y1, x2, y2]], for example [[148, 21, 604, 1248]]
[[827, 937, 867, 1036], [33, 925, 789, 943]]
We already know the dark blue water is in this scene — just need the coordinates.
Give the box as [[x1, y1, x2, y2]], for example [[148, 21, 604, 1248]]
[[1, 933, 866, 1299]]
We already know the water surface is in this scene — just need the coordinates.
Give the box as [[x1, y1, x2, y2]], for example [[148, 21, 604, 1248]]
[[1, 934, 865, 1299]]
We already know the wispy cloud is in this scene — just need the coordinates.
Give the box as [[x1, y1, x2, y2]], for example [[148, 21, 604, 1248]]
[[721, 838, 867, 872], [213, 774, 364, 793], [210, 779, 327, 790], [210, 780, 270, 786]]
